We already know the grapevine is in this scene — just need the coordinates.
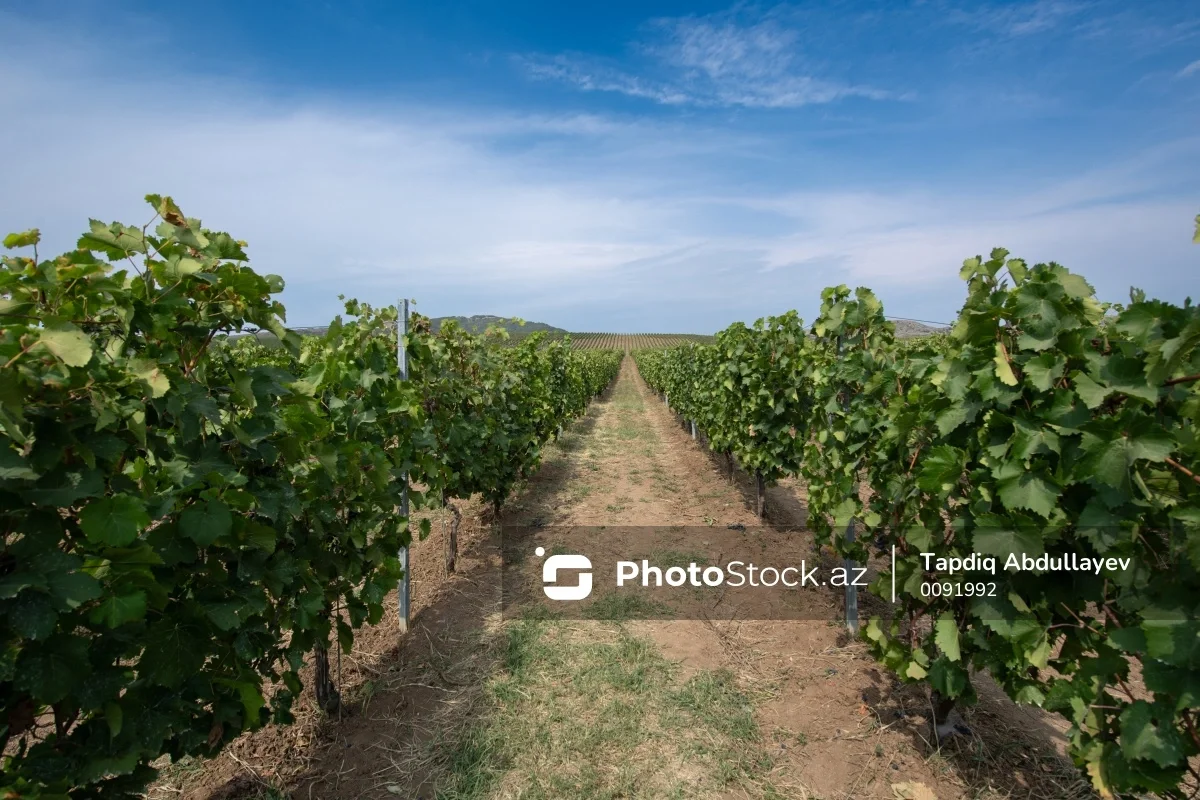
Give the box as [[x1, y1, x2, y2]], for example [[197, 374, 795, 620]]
[[0, 197, 620, 798], [636, 249, 1200, 798]]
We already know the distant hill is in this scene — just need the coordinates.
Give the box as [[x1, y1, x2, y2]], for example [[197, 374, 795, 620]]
[[891, 319, 948, 339], [429, 315, 567, 336], [231, 315, 567, 342]]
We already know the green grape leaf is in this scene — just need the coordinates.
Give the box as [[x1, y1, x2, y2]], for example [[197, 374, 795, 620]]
[[180, 500, 233, 547], [129, 358, 171, 398], [1071, 371, 1110, 409], [1119, 701, 1185, 768], [38, 324, 95, 367], [79, 496, 151, 547], [46, 570, 103, 609], [89, 591, 148, 628], [917, 445, 964, 493], [994, 342, 1019, 386], [10, 592, 58, 640], [3, 228, 40, 248], [994, 463, 1059, 518], [934, 614, 961, 661]]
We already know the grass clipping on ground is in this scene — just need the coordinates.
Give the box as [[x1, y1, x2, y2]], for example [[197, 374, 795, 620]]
[[420, 608, 783, 800]]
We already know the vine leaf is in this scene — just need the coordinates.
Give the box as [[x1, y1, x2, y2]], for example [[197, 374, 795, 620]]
[[180, 499, 233, 547], [1071, 371, 1110, 409], [1078, 424, 1174, 490], [46, 570, 103, 609], [38, 324, 95, 367], [934, 615, 961, 661], [88, 591, 148, 628], [10, 593, 57, 640], [79, 496, 151, 547], [1023, 352, 1064, 391], [3, 228, 40, 249], [1119, 701, 1185, 768], [994, 341, 1018, 386], [1086, 759, 1115, 800], [917, 445, 964, 493], [129, 358, 171, 398], [993, 462, 1058, 518]]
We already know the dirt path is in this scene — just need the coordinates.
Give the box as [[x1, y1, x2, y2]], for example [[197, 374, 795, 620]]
[[163, 356, 1089, 800]]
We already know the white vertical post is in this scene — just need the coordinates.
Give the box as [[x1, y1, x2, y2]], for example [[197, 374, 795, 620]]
[[690, 420, 697, 440], [837, 334, 859, 634], [397, 299, 411, 635]]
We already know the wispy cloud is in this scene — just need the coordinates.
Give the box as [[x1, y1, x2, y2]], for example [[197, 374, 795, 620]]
[[1179, 58, 1200, 78], [1076, 11, 1200, 56], [948, 0, 1086, 38], [512, 54, 693, 105], [945, 0, 1200, 67], [516, 10, 897, 109], [652, 14, 896, 107]]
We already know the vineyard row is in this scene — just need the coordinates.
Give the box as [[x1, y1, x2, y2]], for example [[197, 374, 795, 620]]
[[634, 251, 1200, 799], [0, 197, 622, 798]]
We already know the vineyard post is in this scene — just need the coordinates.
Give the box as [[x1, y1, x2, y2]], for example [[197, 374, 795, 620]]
[[837, 335, 859, 634], [397, 298, 411, 636], [843, 521, 859, 633], [690, 420, 697, 440], [444, 489, 458, 574]]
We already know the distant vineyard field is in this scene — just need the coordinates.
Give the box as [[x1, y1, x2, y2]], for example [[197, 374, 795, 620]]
[[565, 333, 715, 350]]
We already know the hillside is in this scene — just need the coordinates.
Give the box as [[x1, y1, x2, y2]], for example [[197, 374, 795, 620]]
[[891, 318, 948, 338], [429, 315, 567, 336], [236, 315, 567, 342]]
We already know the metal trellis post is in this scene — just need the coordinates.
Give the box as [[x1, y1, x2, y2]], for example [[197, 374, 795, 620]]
[[398, 299, 411, 635]]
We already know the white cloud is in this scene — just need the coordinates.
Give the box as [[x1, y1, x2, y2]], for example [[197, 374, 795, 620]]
[[1179, 59, 1200, 78], [651, 15, 894, 107], [516, 10, 896, 109]]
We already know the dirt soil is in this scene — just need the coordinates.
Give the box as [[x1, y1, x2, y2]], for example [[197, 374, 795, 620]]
[[153, 356, 1092, 800]]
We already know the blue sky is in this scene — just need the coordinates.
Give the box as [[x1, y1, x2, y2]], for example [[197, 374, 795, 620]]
[[2, 0, 1198, 332]]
